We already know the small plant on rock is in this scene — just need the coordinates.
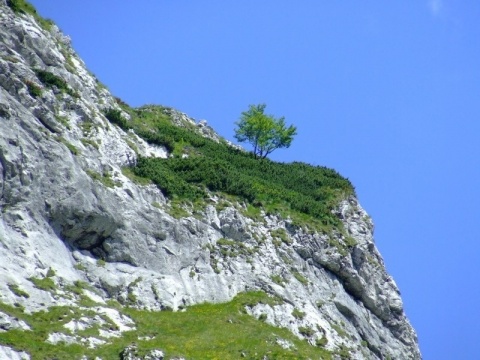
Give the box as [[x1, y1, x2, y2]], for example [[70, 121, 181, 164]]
[[25, 80, 42, 98], [8, 284, 30, 298], [292, 308, 306, 320], [104, 108, 129, 129], [298, 326, 315, 337]]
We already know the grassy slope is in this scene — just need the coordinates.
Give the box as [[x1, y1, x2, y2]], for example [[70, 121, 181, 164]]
[[0, 291, 332, 359], [6, 0, 54, 30]]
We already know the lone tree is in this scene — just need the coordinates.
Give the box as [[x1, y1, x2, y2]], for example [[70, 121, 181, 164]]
[[234, 104, 297, 159]]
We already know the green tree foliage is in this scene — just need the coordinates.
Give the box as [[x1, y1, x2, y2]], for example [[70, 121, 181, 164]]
[[234, 104, 297, 159]]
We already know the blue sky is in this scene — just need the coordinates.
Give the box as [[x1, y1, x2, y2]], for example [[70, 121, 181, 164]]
[[29, 1, 480, 359]]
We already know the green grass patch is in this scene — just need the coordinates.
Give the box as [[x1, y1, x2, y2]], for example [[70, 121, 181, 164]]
[[6, 0, 54, 30], [298, 326, 315, 338], [80, 121, 95, 136], [96, 259, 106, 267], [55, 114, 70, 129], [81, 138, 100, 150], [25, 80, 42, 98], [125, 138, 139, 154], [74, 263, 86, 271], [122, 291, 331, 360], [34, 69, 77, 97], [104, 108, 129, 129], [344, 236, 357, 248], [271, 228, 292, 245], [328, 236, 357, 257], [271, 274, 287, 287], [0, 291, 332, 359], [316, 336, 328, 347], [215, 238, 256, 258], [331, 323, 348, 339], [55, 136, 79, 155], [292, 308, 306, 320], [27, 277, 56, 293], [63, 280, 92, 296], [46, 268, 56, 278], [167, 201, 190, 219], [86, 170, 120, 188], [7, 284, 30, 299], [121, 166, 151, 186], [241, 203, 263, 221], [292, 270, 309, 286], [0, 303, 98, 359]]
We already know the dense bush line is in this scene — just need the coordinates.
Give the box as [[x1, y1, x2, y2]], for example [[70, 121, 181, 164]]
[[106, 104, 355, 227]]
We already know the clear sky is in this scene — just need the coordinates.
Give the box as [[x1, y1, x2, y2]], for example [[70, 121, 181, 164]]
[[28, 1, 480, 359]]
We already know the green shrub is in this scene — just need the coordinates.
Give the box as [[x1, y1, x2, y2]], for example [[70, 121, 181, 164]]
[[81, 138, 100, 150], [25, 80, 42, 98], [28, 277, 56, 292], [96, 259, 106, 267], [292, 308, 306, 320], [298, 326, 315, 337], [35, 69, 77, 97], [331, 323, 348, 338], [86, 170, 119, 188], [316, 336, 328, 347], [121, 166, 151, 186], [55, 114, 70, 129], [6, 0, 23, 13], [271, 274, 286, 287], [46, 268, 56, 278], [6, 0, 54, 30], [8, 284, 30, 298], [56, 136, 79, 155], [292, 270, 309, 285], [271, 228, 291, 245], [104, 108, 129, 129]]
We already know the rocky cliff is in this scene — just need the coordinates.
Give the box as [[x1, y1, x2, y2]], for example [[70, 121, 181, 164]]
[[0, 2, 420, 359]]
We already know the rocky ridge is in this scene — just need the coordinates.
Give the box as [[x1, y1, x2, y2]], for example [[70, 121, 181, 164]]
[[0, 2, 420, 359]]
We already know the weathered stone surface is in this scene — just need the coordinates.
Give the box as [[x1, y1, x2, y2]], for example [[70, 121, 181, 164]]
[[0, 3, 420, 359], [120, 344, 167, 360], [0, 312, 30, 332], [0, 345, 30, 360]]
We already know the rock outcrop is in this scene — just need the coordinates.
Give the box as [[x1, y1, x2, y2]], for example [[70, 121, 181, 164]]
[[0, 2, 421, 359]]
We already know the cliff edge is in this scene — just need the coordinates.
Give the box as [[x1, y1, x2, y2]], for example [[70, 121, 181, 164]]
[[0, 2, 420, 359]]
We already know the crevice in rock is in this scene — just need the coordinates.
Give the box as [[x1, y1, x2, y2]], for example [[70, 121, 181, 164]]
[[48, 206, 121, 262], [0, 153, 5, 203], [297, 248, 409, 345], [334, 301, 355, 320]]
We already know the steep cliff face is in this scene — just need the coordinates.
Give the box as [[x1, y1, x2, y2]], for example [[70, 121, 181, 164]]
[[0, 2, 420, 359]]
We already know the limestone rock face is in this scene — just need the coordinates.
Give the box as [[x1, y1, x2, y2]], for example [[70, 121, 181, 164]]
[[0, 3, 421, 359]]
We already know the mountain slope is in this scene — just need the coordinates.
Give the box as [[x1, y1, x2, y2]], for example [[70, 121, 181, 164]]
[[0, 1, 420, 359]]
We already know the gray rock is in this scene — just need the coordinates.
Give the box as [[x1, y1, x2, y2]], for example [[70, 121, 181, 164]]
[[0, 346, 30, 360], [0, 312, 30, 332], [121, 344, 165, 360]]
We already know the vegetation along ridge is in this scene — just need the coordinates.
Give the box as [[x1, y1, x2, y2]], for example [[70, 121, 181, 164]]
[[106, 102, 355, 232]]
